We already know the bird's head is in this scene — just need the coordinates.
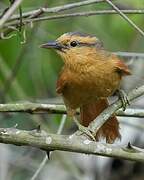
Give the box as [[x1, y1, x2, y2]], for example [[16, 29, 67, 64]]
[[40, 32, 103, 66]]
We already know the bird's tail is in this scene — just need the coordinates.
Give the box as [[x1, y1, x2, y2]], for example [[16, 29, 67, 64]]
[[80, 98, 121, 143]]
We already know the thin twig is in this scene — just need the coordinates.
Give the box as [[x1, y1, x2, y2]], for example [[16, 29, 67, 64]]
[[105, 0, 144, 36], [0, 0, 23, 29], [0, 127, 144, 162], [57, 115, 67, 135], [30, 115, 67, 180], [4, 9, 144, 28], [10, 0, 106, 21], [30, 157, 47, 180]]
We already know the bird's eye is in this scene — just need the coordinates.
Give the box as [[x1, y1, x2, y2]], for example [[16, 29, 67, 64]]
[[70, 41, 78, 47]]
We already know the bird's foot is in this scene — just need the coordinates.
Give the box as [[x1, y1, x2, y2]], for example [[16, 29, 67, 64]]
[[73, 116, 95, 141], [78, 124, 96, 141], [117, 89, 130, 111]]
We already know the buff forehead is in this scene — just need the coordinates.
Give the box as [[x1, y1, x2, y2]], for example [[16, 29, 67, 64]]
[[57, 32, 99, 44]]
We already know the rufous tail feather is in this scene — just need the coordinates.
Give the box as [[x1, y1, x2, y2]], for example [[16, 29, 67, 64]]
[[80, 99, 121, 143]]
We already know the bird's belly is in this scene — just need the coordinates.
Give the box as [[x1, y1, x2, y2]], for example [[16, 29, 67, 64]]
[[62, 72, 120, 109]]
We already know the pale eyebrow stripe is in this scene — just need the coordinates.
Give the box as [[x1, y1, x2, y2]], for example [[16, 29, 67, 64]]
[[78, 42, 103, 47]]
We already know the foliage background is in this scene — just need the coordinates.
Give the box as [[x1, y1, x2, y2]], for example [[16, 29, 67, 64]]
[[0, 0, 144, 180]]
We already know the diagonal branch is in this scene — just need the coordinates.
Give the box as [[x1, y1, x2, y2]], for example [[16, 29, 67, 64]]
[[0, 127, 144, 162], [105, 0, 144, 36], [0, 0, 23, 29], [88, 85, 144, 134]]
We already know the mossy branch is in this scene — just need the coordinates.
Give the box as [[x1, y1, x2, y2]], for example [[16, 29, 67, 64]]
[[0, 127, 144, 162]]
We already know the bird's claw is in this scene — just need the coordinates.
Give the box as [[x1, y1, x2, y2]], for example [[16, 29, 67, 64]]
[[73, 116, 95, 141], [117, 89, 130, 111], [78, 124, 95, 141]]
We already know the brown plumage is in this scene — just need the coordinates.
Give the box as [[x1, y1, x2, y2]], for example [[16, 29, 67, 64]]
[[80, 99, 120, 143], [41, 32, 131, 143]]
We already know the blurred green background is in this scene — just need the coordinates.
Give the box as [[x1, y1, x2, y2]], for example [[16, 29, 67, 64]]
[[0, 0, 144, 180]]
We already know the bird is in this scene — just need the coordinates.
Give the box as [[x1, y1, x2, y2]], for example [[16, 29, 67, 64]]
[[40, 32, 131, 143]]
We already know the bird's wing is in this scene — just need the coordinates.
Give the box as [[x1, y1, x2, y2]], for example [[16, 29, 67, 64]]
[[111, 54, 131, 76], [115, 59, 131, 75], [102, 51, 131, 76]]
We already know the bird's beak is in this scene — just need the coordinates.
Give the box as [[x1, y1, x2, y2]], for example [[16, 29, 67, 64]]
[[40, 41, 63, 51]]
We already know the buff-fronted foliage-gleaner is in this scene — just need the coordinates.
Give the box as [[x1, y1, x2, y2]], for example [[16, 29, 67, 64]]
[[40, 32, 131, 143]]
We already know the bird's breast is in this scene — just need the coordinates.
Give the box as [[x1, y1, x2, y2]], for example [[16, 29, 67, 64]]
[[61, 62, 121, 109]]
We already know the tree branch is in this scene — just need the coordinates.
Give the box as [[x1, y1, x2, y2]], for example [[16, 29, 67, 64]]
[[0, 102, 143, 118], [9, 0, 106, 21], [0, 0, 23, 29], [0, 103, 66, 114], [4, 10, 144, 28], [0, 127, 144, 162], [117, 108, 144, 118], [0, 101, 143, 118], [0, 86, 143, 162], [88, 85, 144, 134], [1, 0, 144, 37]]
